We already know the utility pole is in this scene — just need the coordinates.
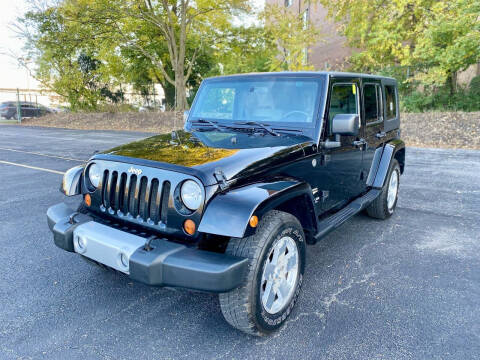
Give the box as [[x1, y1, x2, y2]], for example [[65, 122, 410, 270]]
[[16, 88, 21, 123]]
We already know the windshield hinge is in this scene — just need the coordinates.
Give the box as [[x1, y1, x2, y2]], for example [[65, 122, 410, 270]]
[[214, 168, 228, 190], [321, 154, 331, 166]]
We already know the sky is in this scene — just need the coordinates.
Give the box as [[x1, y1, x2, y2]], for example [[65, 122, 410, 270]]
[[0, 0, 37, 90], [0, 0, 265, 92]]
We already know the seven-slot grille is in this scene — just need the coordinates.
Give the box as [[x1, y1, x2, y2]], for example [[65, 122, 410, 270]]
[[100, 170, 170, 225]]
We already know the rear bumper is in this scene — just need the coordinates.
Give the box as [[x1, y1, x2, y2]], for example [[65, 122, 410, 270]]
[[46, 203, 247, 293]]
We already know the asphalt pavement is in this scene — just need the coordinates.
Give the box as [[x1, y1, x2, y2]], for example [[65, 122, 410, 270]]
[[0, 125, 479, 360]]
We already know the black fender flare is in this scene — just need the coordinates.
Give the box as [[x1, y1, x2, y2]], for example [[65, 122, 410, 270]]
[[198, 180, 318, 239], [61, 165, 84, 196], [367, 139, 405, 189]]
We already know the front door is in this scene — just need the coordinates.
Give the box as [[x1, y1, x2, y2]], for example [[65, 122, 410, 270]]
[[315, 80, 365, 212], [362, 82, 384, 178]]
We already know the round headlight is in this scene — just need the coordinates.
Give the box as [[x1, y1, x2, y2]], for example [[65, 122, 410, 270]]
[[87, 163, 102, 189], [180, 180, 203, 210]]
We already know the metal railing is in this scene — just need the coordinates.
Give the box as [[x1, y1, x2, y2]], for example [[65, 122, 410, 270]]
[[0, 88, 55, 123]]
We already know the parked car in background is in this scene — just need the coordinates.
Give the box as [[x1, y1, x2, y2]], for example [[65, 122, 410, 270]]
[[0, 101, 53, 119], [138, 104, 166, 112], [51, 106, 70, 113]]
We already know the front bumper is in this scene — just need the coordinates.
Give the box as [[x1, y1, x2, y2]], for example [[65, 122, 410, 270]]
[[47, 203, 247, 292]]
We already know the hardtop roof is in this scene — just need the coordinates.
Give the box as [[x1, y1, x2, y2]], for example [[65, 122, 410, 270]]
[[206, 71, 396, 82]]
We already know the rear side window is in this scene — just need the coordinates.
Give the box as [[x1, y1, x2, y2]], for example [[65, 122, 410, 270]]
[[385, 85, 397, 120]]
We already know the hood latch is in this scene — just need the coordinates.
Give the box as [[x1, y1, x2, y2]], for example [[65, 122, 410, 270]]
[[214, 168, 228, 190]]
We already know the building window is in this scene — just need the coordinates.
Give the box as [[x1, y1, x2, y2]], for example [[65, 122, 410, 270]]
[[303, 47, 308, 65], [285, 0, 293, 8], [302, 8, 309, 30]]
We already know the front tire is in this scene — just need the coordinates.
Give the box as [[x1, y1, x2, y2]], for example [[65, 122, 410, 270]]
[[219, 210, 306, 336], [366, 159, 400, 219]]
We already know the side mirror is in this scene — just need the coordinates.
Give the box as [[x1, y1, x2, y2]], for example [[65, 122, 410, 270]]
[[332, 114, 359, 136]]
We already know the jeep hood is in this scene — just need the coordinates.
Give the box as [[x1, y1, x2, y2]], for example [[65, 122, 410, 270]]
[[100, 130, 311, 186]]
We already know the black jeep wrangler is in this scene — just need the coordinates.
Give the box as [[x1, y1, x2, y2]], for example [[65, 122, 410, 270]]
[[47, 72, 405, 335]]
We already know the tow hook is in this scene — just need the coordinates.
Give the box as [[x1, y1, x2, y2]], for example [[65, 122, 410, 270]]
[[144, 235, 157, 251], [68, 212, 80, 224]]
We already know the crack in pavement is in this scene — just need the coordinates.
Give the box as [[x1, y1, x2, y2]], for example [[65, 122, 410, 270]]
[[321, 269, 377, 313]]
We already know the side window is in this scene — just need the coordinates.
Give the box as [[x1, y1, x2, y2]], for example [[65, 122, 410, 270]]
[[363, 84, 378, 123], [385, 85, 397, 120], [328, 84, 358, 125]]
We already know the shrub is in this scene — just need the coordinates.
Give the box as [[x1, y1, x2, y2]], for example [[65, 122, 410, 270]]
[[401, 85, 480, 112], [470, 75, 480, 97]]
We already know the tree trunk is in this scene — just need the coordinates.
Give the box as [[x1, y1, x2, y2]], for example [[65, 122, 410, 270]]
[[174, 69, 188, 110], [450, 71, 457, 95]]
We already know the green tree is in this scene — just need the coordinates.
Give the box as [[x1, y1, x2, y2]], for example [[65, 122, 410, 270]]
[[19, 0, 251, 110], [213, 25, 274, 75], [262, 4, 322, 71], [320, 0, 436, 71], [19, 7, 104, 109], [72, 0, 251, 110], [411, 0, 480, 88], [320, 0, 480, 91]]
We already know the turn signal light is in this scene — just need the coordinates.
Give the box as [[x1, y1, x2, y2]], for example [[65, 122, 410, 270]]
[[249, 215, 259, 228], [184, 219, 196, 235], [84, 194, 91, 207]]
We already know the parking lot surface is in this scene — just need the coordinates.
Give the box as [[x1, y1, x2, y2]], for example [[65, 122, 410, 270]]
[[1, 125, 479, 360]]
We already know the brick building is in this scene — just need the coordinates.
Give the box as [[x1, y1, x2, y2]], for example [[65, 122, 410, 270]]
[[266, 0, 352, 70], [266, 0, 479, 85]]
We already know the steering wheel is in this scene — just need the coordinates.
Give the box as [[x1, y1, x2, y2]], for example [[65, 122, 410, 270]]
[[281, 110, 309, 121]]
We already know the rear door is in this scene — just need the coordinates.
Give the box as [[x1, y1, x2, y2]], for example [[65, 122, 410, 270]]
[[362, 81, 384, 179]]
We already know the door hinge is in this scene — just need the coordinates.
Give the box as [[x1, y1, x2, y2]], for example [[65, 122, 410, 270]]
[[320, 154, 331, 166], [320, 190, 329, 202]]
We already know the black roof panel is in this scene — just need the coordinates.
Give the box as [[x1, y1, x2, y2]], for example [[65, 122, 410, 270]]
[[206, 71, 396, 82]]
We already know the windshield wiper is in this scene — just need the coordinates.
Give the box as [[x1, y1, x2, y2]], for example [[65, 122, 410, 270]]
[[233, 121, 280, 137], [191, 119, 229, 132]]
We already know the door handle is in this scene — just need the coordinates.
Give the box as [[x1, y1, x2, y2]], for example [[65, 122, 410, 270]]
[[376, 131, 386, 139], [353, 139, 366, 148]]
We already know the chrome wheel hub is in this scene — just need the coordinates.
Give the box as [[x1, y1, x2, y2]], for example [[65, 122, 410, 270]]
[[387, 169, 399, 210], [260, 236, 299, 314]]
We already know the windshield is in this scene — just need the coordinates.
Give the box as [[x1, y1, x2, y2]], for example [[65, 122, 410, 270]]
[[190, 77, 321, 126]]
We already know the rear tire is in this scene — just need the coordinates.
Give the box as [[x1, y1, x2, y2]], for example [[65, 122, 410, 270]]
[[219, 210, 306, 336], [366, 159, 400, 219]]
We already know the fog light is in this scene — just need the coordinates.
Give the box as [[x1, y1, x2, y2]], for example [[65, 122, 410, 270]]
[[85, 194, 91, 207], [183, 219, 196, 235], [120, 253, 129, 268]]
